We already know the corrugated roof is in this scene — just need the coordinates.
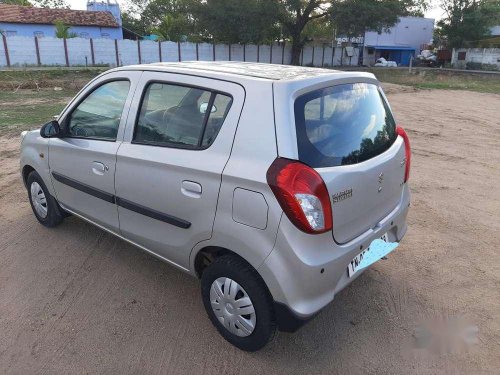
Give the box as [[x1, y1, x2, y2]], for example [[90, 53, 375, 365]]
[[0, 4, 119, 28]]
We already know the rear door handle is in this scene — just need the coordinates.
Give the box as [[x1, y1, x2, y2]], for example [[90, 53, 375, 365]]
[[181, 180, 202, 198], [92, 161, 108, 176]]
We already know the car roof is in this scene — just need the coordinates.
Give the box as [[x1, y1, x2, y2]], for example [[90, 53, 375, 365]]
[[114, 61, 375, 83]]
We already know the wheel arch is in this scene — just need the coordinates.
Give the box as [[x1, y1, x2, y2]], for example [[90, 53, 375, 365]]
[[22, 165, 36, 188], [193, 246, 243, 279]]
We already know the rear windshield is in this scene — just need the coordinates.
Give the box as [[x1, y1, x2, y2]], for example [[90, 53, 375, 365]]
[[294, 83, 397, 168]]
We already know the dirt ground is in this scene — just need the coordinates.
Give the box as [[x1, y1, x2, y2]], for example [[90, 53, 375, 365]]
[[0, 85, 499, 374]]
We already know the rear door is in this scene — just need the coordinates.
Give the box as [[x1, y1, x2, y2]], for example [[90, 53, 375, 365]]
[[292, 81, 406, 243], [115, 72, 244, 268]]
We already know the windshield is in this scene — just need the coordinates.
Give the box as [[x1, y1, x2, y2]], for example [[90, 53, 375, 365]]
[[294, 83, 397, 168]]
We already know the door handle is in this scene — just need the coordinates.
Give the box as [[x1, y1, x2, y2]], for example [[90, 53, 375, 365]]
[[181, 180, 202, 198], [92, 161, 108, 176]]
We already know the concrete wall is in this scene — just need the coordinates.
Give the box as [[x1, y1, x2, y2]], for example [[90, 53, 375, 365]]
[[0, 22, 122, 39], [92, 38, 116, 65], [364, 16, 434, 52], [451, 48, 500, 69], [37, 37, 66, 65], [0, 36, 361, 67], [3, 36, 38, 66]]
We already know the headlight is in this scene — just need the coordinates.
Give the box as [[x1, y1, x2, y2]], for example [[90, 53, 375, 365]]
[[20, 130, 28, 143]]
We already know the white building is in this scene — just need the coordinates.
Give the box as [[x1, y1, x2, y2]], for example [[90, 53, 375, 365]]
[[362, 17, 435, 66]]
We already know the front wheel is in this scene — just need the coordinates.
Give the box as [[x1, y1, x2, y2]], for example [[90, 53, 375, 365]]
[[201, 255, 277, 351], [27, 171, 64, 228]]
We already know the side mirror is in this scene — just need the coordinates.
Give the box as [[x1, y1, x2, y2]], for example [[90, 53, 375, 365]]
[[40, 120, 62, 138], [199, 102, 217, 114]]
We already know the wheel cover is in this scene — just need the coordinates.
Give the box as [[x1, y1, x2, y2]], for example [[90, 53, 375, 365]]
[[210, 277, 256, 337], [30, 181, 48, 218]]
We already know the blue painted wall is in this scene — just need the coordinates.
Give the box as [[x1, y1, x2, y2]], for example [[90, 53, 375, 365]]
[[400, 50, 414, 66], [0, 22, 122, 39]]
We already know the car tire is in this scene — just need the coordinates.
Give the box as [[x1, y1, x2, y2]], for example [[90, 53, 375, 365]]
[[27, 171, 64, 228], [201, 254, 277, 351]]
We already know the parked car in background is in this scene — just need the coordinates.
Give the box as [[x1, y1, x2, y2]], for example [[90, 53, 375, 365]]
[[20, 62, 411, 351]]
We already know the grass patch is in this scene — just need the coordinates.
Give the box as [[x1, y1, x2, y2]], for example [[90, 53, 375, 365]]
[[0, 68, 104, 91], [363, 68, 500, 94], [0, 69, 104, 137], [0, 89, 78, 137]]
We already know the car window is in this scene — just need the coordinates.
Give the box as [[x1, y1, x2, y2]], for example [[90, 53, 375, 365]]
[[201, 94, 232, 147], [295, 83, 397, 168], [134, 82, 232, 149], [67, 80, 130, 141]]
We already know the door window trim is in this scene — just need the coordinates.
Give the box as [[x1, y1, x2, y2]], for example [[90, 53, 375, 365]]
[[61, 78, 131, 142], [131, 80, 233, 151]]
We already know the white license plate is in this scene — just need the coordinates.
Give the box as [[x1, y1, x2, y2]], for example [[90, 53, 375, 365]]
[[347, 233, 389, 278]]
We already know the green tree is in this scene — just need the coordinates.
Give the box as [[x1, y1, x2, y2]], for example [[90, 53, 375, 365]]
[[399, 0, 430, 16], [437, 0, 500, 48], [275, 1, 331, 65], [34, 0, 69, 8], [155, 13, 193, 41], [54, 20, 77, 38], [0, 0, 33, 5], [331, 0, 400, 38], [194, 0, 280, 43], [127, 0, 198, 39], [122, 12, 148, 38], [302, 17, 336, 42]]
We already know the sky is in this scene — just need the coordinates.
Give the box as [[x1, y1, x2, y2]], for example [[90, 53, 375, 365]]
[[66, 0, 445, 21]]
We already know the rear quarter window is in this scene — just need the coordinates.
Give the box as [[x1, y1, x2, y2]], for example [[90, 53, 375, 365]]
[[294, 83, 397, 168]]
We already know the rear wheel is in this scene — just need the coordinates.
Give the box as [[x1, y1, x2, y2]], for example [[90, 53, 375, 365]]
[[201, 255, 277, 351], [27, 171, 64, 227]]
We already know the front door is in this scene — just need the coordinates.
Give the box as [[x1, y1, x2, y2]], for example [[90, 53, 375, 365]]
[[115, 72, 244, 268], [49, 73, 140, 231]]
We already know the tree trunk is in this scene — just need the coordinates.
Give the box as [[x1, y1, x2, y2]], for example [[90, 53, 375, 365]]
[[290, 37, 304, 66]]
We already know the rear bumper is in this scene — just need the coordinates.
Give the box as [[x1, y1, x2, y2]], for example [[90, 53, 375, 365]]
[[260, 185, 410, 329]]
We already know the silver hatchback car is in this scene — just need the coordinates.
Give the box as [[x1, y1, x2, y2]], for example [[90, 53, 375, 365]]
[[20, 62, 410, 351]]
